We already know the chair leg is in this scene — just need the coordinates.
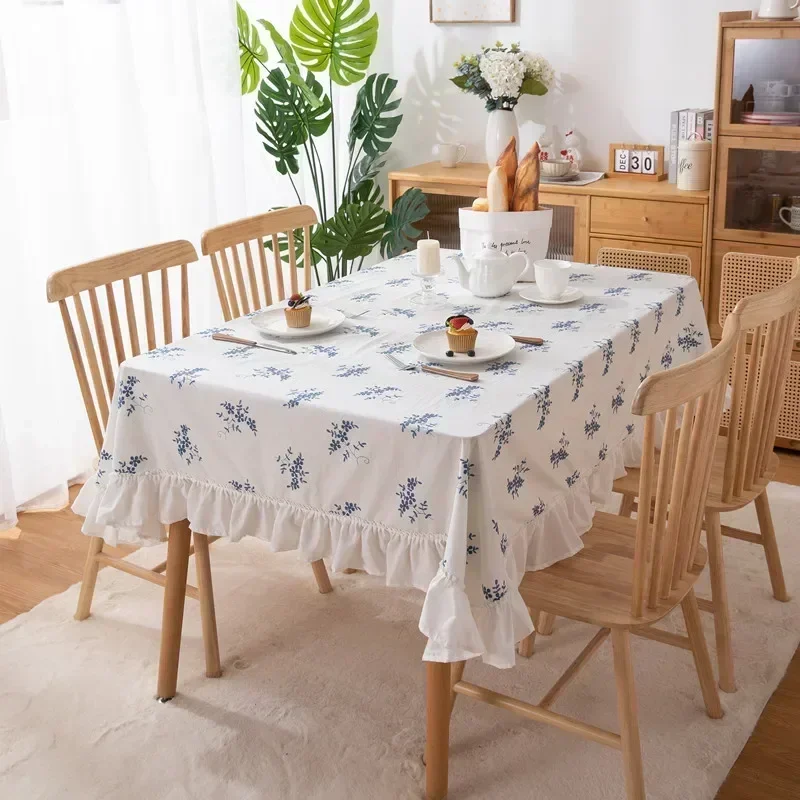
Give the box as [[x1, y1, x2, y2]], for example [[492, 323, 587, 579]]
[[192, 533, 222, 679], [536, 611, 556, 636], [518, 629, 536, 658], [681, 589, 723, 719], [754, 490, 789, 602], [426, 662, 451, 800], [611, 629, 645, 800], [310, 559, 333, 594], [619, 493, 635, 518], [705, 511, 736, 693], [156, 520, 192, 701], [74, 535, 105, 621]]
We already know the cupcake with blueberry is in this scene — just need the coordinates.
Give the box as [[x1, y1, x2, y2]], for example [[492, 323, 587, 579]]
[[285, 292, 312, 328], [445, 314, 478, 357]]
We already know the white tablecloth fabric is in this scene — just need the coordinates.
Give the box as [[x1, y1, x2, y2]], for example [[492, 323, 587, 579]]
[[74, 252, 709, 667]]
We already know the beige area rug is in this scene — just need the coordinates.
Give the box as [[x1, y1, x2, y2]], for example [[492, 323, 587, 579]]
[[1, 484, 799, 800]]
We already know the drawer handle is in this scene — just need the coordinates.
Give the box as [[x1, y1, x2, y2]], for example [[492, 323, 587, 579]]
[[642, 216, 649, 223]]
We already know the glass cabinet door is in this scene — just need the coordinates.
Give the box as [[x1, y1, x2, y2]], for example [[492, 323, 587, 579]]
[[720, 27, 800, 137], [714, 137, 800, 245]]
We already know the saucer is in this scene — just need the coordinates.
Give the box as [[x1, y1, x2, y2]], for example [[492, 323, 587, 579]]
[[518, 286, 584, 305]]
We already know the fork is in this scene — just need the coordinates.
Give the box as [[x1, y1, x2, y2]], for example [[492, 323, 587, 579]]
[[385, 353, 479, 382]]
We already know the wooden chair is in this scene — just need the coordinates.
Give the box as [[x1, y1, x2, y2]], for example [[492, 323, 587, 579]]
[[596, 247, 692, 276], [615, 255, 800, 693], [201, 206, 332, 593], [425, 316, 740, 800], [46, 241, 221, 678]]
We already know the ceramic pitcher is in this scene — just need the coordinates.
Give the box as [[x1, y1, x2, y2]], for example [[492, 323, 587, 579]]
[[758, 0, 799, 19]]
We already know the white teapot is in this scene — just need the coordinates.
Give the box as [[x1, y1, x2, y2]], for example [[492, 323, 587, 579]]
[[758, 0, 798, 19], [453, 247, 528, 298]]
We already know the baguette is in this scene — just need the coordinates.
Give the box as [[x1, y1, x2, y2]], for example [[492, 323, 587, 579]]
[[472, 197, 489, 212], [486, 166, 509, 212], [511, 142, 541, 212], [496, 137, 517, 200]]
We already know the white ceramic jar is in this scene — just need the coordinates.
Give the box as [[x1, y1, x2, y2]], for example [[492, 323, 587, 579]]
[[677, 135, 712, 192]]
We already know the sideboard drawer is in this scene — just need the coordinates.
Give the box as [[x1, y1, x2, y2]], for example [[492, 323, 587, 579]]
[[591, 197, 705, 243]]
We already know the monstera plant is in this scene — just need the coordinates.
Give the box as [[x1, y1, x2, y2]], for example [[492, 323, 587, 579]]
[[237, 0, 428, 283]]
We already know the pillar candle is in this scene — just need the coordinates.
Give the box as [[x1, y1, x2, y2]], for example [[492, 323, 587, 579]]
[[416, 239, 441, 275]]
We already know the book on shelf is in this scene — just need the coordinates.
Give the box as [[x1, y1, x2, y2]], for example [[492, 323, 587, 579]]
[[669, 108, 713, 183]]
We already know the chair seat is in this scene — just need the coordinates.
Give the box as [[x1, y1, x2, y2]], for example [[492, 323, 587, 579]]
[[519, 511, 706, 629], [612, 434, 779, 512]]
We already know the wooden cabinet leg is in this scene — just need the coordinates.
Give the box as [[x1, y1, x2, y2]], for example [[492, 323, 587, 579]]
[[426, 661, 451, 800], [192, 533, 221, 679], [681, 590, 723, 719], [754, 490, 789, 602], [706, 512, 736, 693], [311, 559, 333, 594], [619, 493, 635, 518], [611, 629, 645, 800], [74, 536, 104, 620], [156, 520, 192, 701]]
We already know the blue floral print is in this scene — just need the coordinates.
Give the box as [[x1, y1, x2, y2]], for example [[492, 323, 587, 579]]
[[482, 580, 508, 602], [452, 304, 482, 315], [222, 346, 255, 360], [598, 338, 615, 375], [531, 498, 546, 517], [492, 413, 514, 460], [173, 425, 201, 465], [385, 277, 413, 287], [486, 360, 519, 376], [327, 420, 368, 463], [114, 455, 147, 475], [117, 375, 149, 416], [623, 319, 641, 354], [356, 385, 403, 400], [458, 459, 475, 498], [507, 459, 530, 498], [284, 388, 324, 408], [169, 368, 208, 389], [277, 448, 308, 491], [332, 502, 361, 516], [250, 366, 293, 382], [146, 345, 185, 359], [569, 272, 594, 283], [579, 302, 606, 314], [383, 307, 416, 318], [467, 532, 480, 559], [647, 302, 664, 334], [567, 361, 585, 401], [604, 287, 630, 298], [611, 381, 626, 414], [401, 413, 441, 438], [347, 324, 381, 338], [228, 479, 255, 493], [626, 423, 635, 436], [521, 338, 551, 353], [492, 519, 508, 555], [197, 327, 234, 338], [379, 342, 412, 356], [550, 432, 570, 468], [418, 322, 444, 334], [678, 323, 703, 352], [672, 286, 686, 316], [640, 360, 651, 383], [334, 363, 370, 378], [396, 477, 431, 523], [351, 292, 380, 303], [598, 443, 608, 462], [531, 386, 551, 430], [584, 405, 601, 439], [661, 341, 675, 369], [507, 302, 542, 313], [96, 449, 113, 484], [566, 469, 581, 487], [551, 320, 581, 332], [217, 400, 257, 436], [446, 384, 483, 402], [483, 320, 514, 331], [306, 344, 339, 358], [627, 271, 652, 282]]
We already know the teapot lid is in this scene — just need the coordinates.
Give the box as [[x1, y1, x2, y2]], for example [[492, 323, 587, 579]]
[[474, 246, 509, 259]]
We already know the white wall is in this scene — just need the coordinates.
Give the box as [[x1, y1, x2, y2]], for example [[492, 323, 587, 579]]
[[368, 0, 756, 171]]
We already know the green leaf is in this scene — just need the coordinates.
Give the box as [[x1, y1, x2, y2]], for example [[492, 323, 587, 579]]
[[520, 76, 548, 97], [258, 19, 323, 109], [347, 152, 386, 197], [347, 73, 402, 158], [450, 75, 470, 90], [290, 0, 379, 86], [237, 3, 268, 95], [350, 178, 384, 207], [316, 200, 388, 261], [260, 67, 332, 146], [255, 79, 301, 175], [381, 188, 429, 259]]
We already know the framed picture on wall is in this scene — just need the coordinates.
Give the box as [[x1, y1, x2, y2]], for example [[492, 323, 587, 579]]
[[430, 1, 516, 24]]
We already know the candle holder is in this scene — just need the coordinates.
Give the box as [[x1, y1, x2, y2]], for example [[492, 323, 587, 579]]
[[410, 269, 442, 306]]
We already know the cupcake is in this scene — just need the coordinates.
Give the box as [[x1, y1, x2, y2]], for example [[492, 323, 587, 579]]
[[446, 314, 478, 356], [285, 292, 312, 328]]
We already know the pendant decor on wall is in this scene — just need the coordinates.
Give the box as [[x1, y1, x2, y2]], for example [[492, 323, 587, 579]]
[[430, 1, 516, 24]]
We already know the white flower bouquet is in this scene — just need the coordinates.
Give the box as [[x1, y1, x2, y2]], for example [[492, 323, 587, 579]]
[[451, 42, 554, 112]]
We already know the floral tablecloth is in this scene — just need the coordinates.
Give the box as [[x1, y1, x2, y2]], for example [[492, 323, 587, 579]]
[[74, 252, 709, 668]]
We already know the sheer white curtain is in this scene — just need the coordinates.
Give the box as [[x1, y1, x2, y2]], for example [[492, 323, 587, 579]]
[[0, 0, 247, 514]]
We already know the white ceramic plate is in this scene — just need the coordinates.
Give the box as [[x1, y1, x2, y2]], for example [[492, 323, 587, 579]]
[[518, 286, 584, 305], [541, 173, 579, 183], [250, 307, 346, 339], [412, 329, 516, 366]]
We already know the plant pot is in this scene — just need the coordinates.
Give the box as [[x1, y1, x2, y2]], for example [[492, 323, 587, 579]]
[[485, 109, 519, 168], [458, 207, 554, 282]]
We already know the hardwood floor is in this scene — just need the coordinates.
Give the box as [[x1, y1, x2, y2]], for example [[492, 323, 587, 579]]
[[2, 454, 800, 798]]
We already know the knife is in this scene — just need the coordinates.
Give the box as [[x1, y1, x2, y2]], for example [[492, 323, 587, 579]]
[[212, 332, 297, 355]]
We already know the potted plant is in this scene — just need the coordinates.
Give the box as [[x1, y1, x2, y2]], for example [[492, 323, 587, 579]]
[[451, 43, 554, 167]]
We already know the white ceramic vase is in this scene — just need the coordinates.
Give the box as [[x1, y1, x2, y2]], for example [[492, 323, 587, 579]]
[[485, 109, 519, 167]]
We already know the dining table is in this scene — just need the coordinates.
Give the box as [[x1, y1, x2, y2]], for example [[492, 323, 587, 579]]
[[73, 250, 710, 706]]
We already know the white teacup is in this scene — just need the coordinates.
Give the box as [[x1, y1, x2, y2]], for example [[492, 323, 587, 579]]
[[435, 142, 467, 168], [534, 259, 572, 300], [779, 204, 800, 231]]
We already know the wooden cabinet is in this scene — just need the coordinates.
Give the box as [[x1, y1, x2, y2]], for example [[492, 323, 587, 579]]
[[707, 11, 800, 445], [591, 196, 705, 242]]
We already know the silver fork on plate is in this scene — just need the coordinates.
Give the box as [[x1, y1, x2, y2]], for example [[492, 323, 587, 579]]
[[384, 353, 479, 383]]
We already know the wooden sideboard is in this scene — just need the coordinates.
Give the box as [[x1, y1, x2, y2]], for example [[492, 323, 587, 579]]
[[388, 162, 710, 295]]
